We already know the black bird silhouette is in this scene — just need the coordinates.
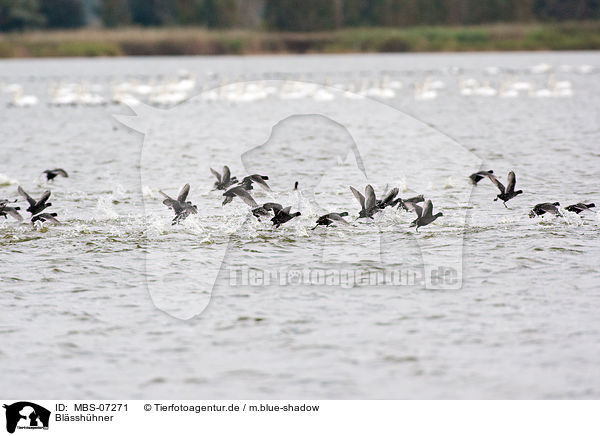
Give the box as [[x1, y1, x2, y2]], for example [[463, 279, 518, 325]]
[[31, 212, 60, 224], [271, 206, 301, 228], [43, 168, 69, 181], [488, 171, 523, 207], [565, 203, 595, 214], [469, 170, 494, 185], [293, 181, 299, 190], [350, 185, 378, 219], [210, 166, 238, 190], [529, 202, 562, 218], [159, 183, 198, 225], [18, 186, 52, 216], [312, 212, 349, 230], [411, 200, 443, 231], [238, 174, 271, 192]]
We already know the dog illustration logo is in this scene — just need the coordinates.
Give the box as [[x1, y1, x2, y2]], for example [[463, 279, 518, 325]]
[[3, 402, 50, 434]]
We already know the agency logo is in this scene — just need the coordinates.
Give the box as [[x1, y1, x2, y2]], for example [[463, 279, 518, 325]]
[[3, 402, 50, 434]]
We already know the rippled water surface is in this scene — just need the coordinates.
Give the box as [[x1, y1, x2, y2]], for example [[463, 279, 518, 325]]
[[1, 52, 599, 399]]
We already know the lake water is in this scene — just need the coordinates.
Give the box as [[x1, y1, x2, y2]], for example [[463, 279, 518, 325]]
[[1, 52, 599, 399]]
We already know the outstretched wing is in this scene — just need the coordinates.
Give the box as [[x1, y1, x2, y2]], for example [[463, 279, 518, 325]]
[[5, 207, 23, 221], [413, 204, 423, 218], [506, 171, 516, 194], [177, 183, 190, 202], [38, 213, 60, 224], [329, 213, 349, 225], [539, 203, 560, 215], [159, 190, 182, 212], [349, 186, 365, 210], [423, 200, 433, 218], [229, 186, 259, 208], [210, 168, 221, 183], [380, 187, 398, 205], [222, 166, 231, 184], [37, 190, 51, 206], [250, 175, 271, 192], [18, 186, 36, 207], [487, 174, 505, 194], [405, 195, 424, 204], [365, 185, 376, 211], [159, 190, 175, 202], [54, 168, 69, 177]]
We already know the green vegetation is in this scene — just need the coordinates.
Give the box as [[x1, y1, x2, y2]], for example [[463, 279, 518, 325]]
[[1, 0, 599, 31], [1, 21, 599, 57], [1, 0, 599, 56]]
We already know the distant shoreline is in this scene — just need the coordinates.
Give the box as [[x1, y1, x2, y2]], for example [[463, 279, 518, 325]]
[[1, 22, 599, 58]]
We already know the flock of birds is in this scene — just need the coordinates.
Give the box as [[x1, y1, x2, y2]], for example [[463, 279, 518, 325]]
[[154, 165, 595, 233], [469, 169, 595, 218], [196, 167, 438, 229], [1, 165, 595, 231], [1, 75, 576, 108], [1, 71, 196, 108], [0, 169, 67, 225], [3, 61, 594, 108]]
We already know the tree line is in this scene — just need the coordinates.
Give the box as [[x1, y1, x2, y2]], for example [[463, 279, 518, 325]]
[[1, 0, 598, 31]]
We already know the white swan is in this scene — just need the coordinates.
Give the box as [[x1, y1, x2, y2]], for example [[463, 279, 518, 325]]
[[9, 87, 38, 107]]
